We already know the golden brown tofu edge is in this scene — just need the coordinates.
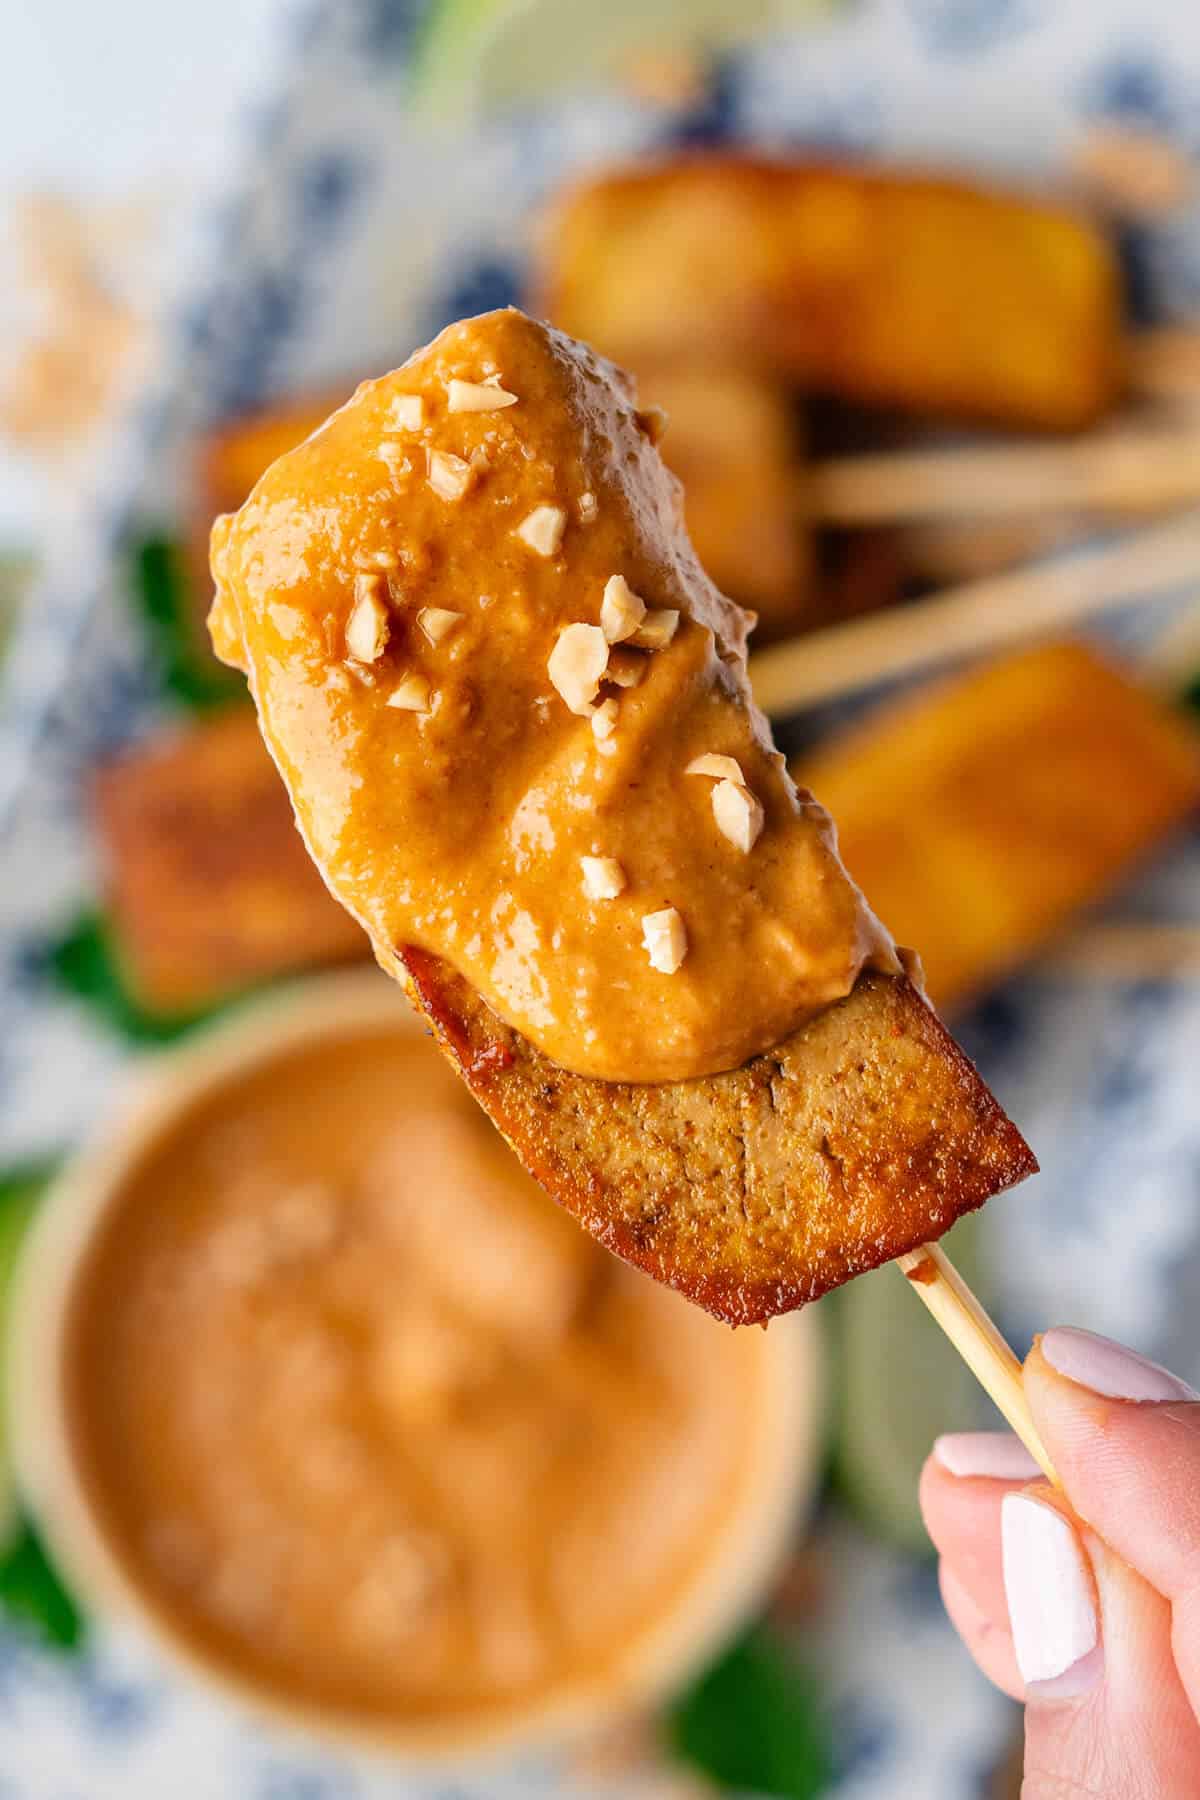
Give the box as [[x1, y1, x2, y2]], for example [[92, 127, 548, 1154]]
[[393, 946, 1037, 1326]]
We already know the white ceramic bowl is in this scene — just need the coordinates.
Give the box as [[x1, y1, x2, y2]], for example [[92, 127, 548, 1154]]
[[9, 970, 825, 1767]]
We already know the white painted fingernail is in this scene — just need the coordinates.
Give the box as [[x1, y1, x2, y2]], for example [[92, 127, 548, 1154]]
[[1001, 1493, 1099, 1692], [934, 1432, 1042, 1480], [1040, 1327, 1198, 1403]]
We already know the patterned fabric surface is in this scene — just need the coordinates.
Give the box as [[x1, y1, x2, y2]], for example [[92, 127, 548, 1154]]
[[1, 0, 1199, 1792]]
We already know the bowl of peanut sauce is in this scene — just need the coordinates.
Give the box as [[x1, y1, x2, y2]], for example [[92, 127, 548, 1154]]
[[9, 972, 823, 1762]]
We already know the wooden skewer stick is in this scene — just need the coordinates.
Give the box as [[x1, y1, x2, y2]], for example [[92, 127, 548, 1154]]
[[1043, 921, 1200, 980], [897, 1242, 1059, 1485], [809, 424, 1200, 526], [749, 510, 1200, 717]]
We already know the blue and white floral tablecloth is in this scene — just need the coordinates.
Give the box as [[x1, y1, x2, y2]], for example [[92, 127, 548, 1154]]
[[2, 0, 1199, 1791]]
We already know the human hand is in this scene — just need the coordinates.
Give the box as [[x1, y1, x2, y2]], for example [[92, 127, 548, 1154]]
[[920, 1327, 1200, 1798]]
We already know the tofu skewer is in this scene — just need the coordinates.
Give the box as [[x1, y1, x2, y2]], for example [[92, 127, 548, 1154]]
[[207, 308, 1045, 1461], [537, 156, 1121, 432], [795, 641, 1200, 1015]]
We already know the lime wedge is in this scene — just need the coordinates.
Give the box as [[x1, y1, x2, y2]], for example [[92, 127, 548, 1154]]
[[832, 1213, 995, 1553], [0, 1168, 51, 1557], [410, 0, 513, 118], [412, 0, 837, 120]]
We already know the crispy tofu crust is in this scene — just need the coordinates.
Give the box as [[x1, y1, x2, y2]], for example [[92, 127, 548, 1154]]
[[393, 949, 1037, 1326], [537, 155, 1121, 431]]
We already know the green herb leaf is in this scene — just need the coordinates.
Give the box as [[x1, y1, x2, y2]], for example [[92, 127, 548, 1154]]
[[130, 534, 246, 714], [0, 1162, 82, 1651], [666, 1626, 833, 1799], [0, 1159, 57, 1561], [0, 1161, 57, 1217], [0, 1520, 84, 1651], [48, 910, 218, 1045]]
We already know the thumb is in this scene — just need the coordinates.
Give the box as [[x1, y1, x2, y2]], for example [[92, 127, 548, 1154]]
[[1001, 1329, 1200, 1798], [1003, 1491, 1199, 1797], [1024, 1327, 1200, 1716]]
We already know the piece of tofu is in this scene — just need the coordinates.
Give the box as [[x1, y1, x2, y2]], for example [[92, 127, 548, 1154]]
[[189, 393, 349, 639], [536, 156, 1122, 431], [93, 708, 369, 1013], [197, 395, 347, 521], [797, 642, 1200, 1012], [396, 948, 1035, 1326], [211, 307, 1036, 1323], [631, 361, 810, 636]]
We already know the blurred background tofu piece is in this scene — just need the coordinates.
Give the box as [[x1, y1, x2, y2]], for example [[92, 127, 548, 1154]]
[[634, 361, 810, 635], [189, 391, 348, 624], [197, 392, 346, 519], [538, 156, 1122, 431], [93, 708, 368, 1014], [797, 642, 1200, 1011]]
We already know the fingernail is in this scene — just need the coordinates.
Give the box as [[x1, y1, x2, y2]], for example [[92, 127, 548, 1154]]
[[1041, 1327, 1198, 1403], [1001, 1494, 1099, 1692], [934, 1431, 1042, 1480]]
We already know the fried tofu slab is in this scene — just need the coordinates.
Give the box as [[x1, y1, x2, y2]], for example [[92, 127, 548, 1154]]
[[189, 395, 346, 639], [393, 949, 1035, 1326], [197, 395, 347, 523], [630, 362, 810, 634], [800, 643, 1200, 1012], [537, 156, 1121, 431], [94, 708, 369, 1013], [209, 309, 1036, 1323]]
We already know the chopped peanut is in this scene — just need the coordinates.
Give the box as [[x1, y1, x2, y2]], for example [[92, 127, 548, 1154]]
[[447, 378, 518, 413], [418, 607, 463, 646], [385, 394, 424, 430], [515, 504, 567, 557], [641, 907, 688, 973], [577, 490, 599, 523], [428, 450, 473, 501], [386, 672, 431, 713], [345, 574, 389, 663], [580, 855, 626, 900], [686, 753, 744, 784], [606, 647, 647, 689], [548, 623, 609, 715], [712, 779, 764, 853], [636, 404, 669, 445], [377, 440, 412, 475], [631, 609, 679, 651], [600, 574, 647, 644], [591, 697, 619, 743]]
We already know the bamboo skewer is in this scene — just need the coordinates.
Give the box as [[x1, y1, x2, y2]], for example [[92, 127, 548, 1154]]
[[809, 426, 1200, 526], [1043, 921, 1200, 980], [897, 1242, 1059, 1485], [749, 510, 1200, 716]]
